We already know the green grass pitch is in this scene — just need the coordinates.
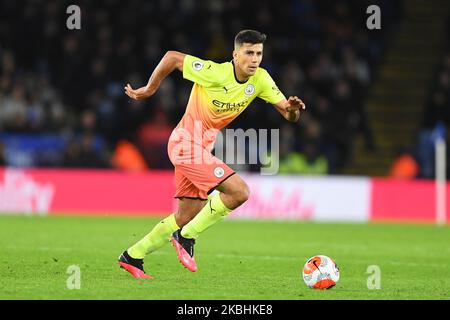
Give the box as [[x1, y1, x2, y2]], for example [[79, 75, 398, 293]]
[[0, 215, 449, 300]]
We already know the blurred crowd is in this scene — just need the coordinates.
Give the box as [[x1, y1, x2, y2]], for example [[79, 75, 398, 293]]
[[0, 0, 403, 174]]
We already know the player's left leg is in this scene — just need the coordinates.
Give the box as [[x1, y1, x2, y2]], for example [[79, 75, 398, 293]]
[[169, 147, 240, 272], [174, 197, 207, 228], [171, 197, 206, 272], [180, 173, 249, 240], [172, 152, 250, 267]]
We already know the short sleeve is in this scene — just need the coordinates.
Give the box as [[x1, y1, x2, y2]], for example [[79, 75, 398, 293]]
[[183, 55, 224, 87], [257, 69, 286, 104]]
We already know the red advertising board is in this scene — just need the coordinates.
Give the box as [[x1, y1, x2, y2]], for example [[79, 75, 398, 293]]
[[0, 168, 175, 215], [371, 178, 450, 223]]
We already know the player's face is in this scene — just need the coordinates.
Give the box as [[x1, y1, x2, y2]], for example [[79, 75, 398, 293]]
[[233, 43, 263, 77]]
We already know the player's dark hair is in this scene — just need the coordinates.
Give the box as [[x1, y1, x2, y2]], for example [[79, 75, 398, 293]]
[[234, 30, 266, 48]]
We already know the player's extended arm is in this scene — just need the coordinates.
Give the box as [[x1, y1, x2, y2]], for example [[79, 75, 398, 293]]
[[273, 96, 306, 123], [124, 51, 186, 100]]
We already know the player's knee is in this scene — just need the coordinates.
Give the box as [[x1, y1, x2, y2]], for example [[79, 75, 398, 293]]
[[234, 183, 250, 206], [175, 211, 194, 228]]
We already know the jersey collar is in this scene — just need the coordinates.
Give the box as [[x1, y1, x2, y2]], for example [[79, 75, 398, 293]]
[[231, 60, 249, 84]]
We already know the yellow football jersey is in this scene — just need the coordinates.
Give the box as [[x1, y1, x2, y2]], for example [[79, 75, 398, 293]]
[[172, 54, 286, 149]]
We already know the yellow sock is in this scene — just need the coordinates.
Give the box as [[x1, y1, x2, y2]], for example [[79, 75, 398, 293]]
[[128, 214, 179, 259], [181, 193, 232, 239]]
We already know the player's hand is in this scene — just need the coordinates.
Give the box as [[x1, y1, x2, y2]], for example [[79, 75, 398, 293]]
[[124, 84, 154, 100], [285, 96, 306, 112]]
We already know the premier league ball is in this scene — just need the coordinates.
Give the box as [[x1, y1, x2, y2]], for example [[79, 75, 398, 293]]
[[302, 255, 340, 289]]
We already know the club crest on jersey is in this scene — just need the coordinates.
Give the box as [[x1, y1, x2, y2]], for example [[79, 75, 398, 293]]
[[192, 61, 204, 71], [214, 167, 225, 178], [244, 84, 255, 95]]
